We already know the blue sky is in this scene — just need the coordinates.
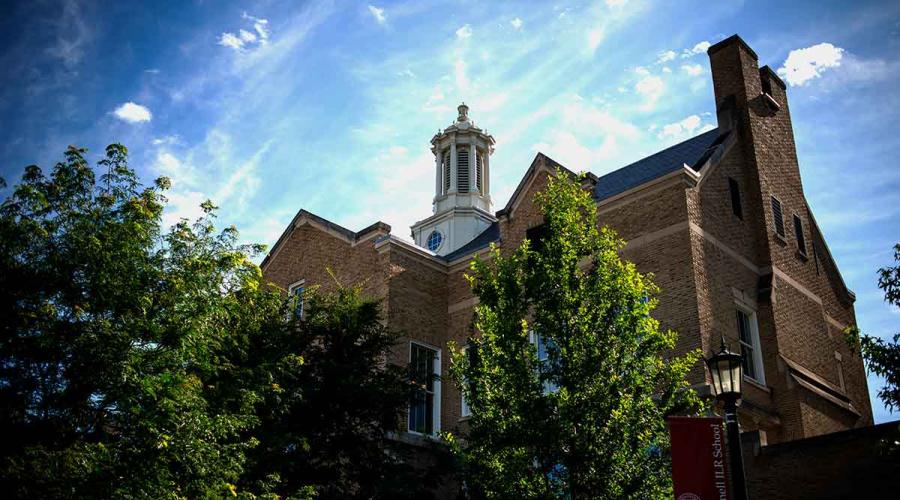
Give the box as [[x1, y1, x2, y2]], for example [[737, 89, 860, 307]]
[[1, 0, 898, 423]]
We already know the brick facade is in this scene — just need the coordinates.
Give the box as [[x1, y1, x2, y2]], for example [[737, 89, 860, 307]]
[[260, 35, 872, 449]]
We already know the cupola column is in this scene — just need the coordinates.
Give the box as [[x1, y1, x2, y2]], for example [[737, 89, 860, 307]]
[[434, 151, 442, 197], [484, 150, 490, 196]]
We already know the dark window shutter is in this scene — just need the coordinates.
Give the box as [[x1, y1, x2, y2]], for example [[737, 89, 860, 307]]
[[771, 197, 785, 237]]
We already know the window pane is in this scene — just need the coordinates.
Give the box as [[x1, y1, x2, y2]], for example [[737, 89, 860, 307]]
[[293, 286, 304, 318], [741, 345, 756, 379], [736, 310, 751, 344]]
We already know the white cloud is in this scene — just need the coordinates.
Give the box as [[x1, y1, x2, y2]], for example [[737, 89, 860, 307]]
[[113, 102, 152, 123], [368, 5, 386, 24], [239, 29, 257, 43], [152, 135, 180, 146], [681, 63, 703, 76], [682, 40, 711, 58], [243, 12, 270, 43], [220, 13, 270, 52], [634, 66, 650, 76], [657, 50, 676, 63], [605, 0, 628, 6], [658, 114, 715, 141], [219, 32, 245, 51], [662, 66, 672, 73], [777, 42, 844, 86], [456, 24, 472, 39], [635, 74, 664, 110], [510, 17, 523, 29]]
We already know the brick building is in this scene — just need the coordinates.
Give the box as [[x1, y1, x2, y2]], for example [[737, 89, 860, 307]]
[[261, 34, 872, 447]]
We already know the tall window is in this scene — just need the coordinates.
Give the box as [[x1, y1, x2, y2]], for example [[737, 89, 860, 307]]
[[409, 343, 440, 435], [793, 214, 807, 255], [736, 308, 765, 384], [457, 149, 470, 192], [771, 196, 785, 238], [289, 280, 305, 319], [728, 177, 743, 219], [443, 150, 451, 194], [530, 330, 559, 394]]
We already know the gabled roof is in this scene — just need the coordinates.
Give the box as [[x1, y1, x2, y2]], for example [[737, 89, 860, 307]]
[[496, 152, 597, 218], [593, 128, 723, 201], [442, 222, 500, 262], [260, 209, 390, 269]]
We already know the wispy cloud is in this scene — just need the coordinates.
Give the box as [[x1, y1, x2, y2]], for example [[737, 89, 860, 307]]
[[368, 5, 387, 24], [635, 73, 664, 111], [456, 24, 472, 39], [657, 50, 676, 63], [681, 63, 703, 76], [113, 102, 152, 123], [45, 0, 92, 69], [510, 17, 523, 30], [657, 114, 714, 141]]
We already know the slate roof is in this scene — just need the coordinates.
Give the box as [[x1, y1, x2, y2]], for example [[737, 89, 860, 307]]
[[435, 128, 728, 261], [593, 128, 723, 201], [441, 222, 500, 262]]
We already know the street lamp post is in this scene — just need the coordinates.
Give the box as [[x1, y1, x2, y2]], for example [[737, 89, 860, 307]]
[[706, 337, 749, 500]]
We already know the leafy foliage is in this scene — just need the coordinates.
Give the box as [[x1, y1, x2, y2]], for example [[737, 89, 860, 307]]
[[0, 145, 422, 499], [448, 171, 702, 499], [241, 284, 432, 499], [847, 242, 900, 413]]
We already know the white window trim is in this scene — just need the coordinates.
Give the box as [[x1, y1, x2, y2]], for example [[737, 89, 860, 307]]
[[528, 329, 559, 394], [288, 279, 306, 319], [735, 305, 765, 385], [407, 340, 441, 436]]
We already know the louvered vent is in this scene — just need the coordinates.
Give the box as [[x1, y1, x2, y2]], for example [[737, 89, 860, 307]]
[[771, 196, 785, 237], [457, 149, 470, 192], [476, 152, 483, 193], [443, 150, 451, 194]]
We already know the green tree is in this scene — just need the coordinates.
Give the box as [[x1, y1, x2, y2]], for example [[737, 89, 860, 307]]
[[448, 171, 702, 499], [847, 242, 900, 413], [0, 144, 434, 499], [0, 144, 283, 498], [241, 283, 435, 499]]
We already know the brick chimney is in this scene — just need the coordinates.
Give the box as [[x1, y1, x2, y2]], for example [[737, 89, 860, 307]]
[[707, 34, 763, 133]]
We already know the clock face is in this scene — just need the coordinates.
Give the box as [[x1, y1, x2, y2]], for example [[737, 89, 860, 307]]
[[426, 230, 443, 252]]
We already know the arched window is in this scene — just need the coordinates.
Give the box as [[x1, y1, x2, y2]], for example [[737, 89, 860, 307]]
[[457, 149, 470, 192]]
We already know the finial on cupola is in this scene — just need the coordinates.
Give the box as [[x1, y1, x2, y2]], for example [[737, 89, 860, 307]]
[[457, 102, 469, 122]]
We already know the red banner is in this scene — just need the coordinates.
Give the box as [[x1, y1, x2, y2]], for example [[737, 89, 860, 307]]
[[668, 416, 730, 500]]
